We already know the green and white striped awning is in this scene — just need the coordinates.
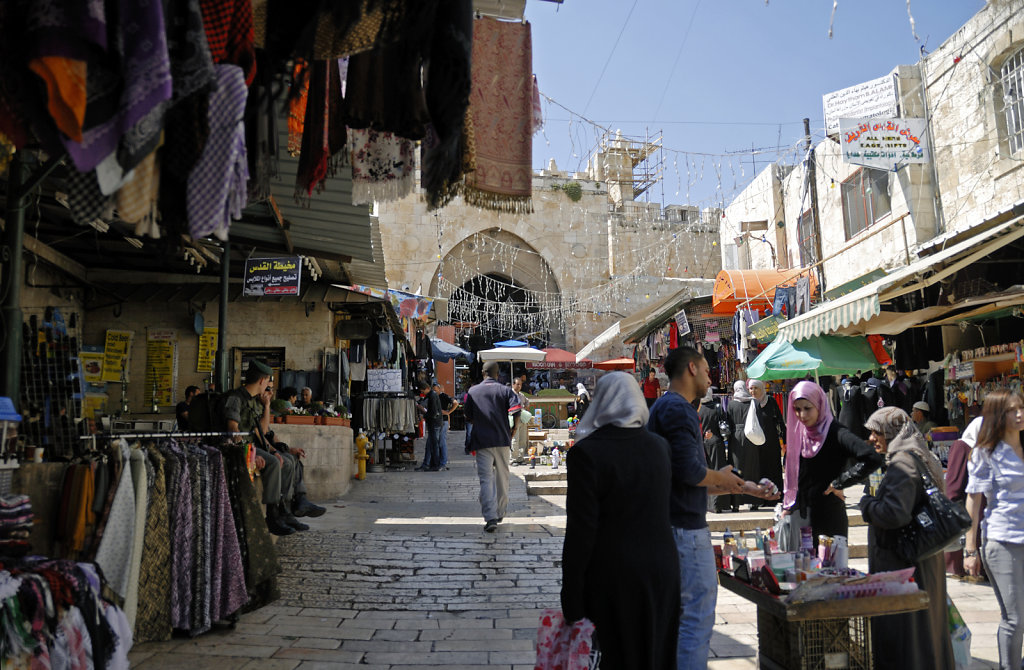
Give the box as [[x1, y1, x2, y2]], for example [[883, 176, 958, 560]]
[[778, 212, 1024, 342]]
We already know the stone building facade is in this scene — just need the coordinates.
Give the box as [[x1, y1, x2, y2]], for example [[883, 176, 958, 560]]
[[721, 0, 1024, 294], [377, 146, 722, 357]]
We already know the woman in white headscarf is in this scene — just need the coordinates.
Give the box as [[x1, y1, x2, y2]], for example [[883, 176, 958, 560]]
[[561, 372, 678, 669], [574, 382, 591, 418], [726, 379, 785, 508]]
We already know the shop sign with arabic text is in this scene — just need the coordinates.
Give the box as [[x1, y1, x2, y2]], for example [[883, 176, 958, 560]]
[[839, 117, 928, 170]]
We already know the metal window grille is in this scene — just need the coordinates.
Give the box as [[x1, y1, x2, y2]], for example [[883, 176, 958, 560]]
[[20, 308, 83, 460], [1002, 46, 1024, 155]]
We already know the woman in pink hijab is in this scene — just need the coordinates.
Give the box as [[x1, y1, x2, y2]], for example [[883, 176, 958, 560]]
[[784, 381, 883, 549]]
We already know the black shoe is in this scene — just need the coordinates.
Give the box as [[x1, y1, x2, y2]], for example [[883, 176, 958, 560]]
[[278, 505, 309, 532], [266, 514, 295, 536], [414, 465, 428, 471], [484, 519, 498, 533], [293, 495, 326, 518]]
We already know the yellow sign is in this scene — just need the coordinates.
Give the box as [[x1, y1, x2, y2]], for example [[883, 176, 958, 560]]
[[145, 337, 176, 407], [81, 394, 108, 421], [80, 352, 105, 383], [102, 330, 133, 382], [197, 327, 218, 373]]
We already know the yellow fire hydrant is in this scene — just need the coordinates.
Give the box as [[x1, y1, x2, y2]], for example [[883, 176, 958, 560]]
[[354, 429, 369, 480]]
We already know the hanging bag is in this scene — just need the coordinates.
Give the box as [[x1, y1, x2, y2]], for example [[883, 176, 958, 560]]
[[744, 401, 766, 446], [890, 451, 972, 563], [535, 609, 601, 670]]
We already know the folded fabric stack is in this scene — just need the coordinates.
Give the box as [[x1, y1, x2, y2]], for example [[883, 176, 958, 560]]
[[0, 494, 33, 557]]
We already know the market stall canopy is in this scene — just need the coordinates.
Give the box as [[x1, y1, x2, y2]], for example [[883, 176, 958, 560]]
[[746, 335, 888, 381], [779, 209, 1024, 342], [593, 357, 635, 371], [528, 348, 593, 369], [576, 321, 621, 362], [478, 347, 547, 362], [430, 338, 474, 363], [494, 339, 529, 347], [618, 279, 716, 344], [712, 269, 817, 315]]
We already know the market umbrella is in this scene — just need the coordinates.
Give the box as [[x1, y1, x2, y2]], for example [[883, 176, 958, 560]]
[[527, 347, 593, 369], [593, 357, 635, 371], [494, 339, 529, 347], [429, 338, 474, 363], [478, 346, 547, 362], [746, 335, 886, 381]]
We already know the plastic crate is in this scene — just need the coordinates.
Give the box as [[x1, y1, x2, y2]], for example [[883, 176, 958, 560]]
[[757, 608, 872, 670]]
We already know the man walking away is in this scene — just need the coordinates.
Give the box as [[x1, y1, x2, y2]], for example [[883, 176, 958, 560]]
[[464, 361, 523, 532], [647, 346, 777, 669], [415, 380, 444, 471]]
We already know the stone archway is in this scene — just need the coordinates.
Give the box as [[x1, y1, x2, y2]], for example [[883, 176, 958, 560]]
[[430, 229, 562, 343]]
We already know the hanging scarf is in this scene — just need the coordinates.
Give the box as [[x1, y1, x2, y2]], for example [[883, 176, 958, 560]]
[[287, 60, 310, 157], [116, 149, 161, 238], [463, 17, 535, 213], [349, 128, 415, 204], [245, 50, 279, 202], [421, 0, 472, 210], [199, 0, 256, 85], [187, 65, 249, 241], [784, 381, 834, 508], [294, 59, 346, 203]]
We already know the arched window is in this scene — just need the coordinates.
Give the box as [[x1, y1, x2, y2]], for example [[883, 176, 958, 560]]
[[1001, 45, 1024, 154]]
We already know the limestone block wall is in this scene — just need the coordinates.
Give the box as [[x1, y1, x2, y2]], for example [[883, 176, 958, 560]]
[[925, 0, 1024, 233], [269, 423, 353, 500]]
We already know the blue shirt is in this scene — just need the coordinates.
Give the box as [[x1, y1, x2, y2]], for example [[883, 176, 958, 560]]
[[647, 391, 709, 529], [966, 442, 1024, 545], [464, 379, 523, 452]]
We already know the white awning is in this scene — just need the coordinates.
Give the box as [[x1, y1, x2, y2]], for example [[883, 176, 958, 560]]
[[779, 214, 1024, 342], [575, 321, 621, 362], [478, 347, 547, 362]]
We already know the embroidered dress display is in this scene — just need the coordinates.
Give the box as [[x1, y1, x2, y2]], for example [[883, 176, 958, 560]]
[[350, 128, 415, 204]]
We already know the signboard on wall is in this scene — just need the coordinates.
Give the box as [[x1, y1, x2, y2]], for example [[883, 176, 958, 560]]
[[674, 309, 691, 337], [101, 330, 133, 382], [839, 117, 928, 169], [823, 73, 899, 135], [243, 257, 302, 297], [145, 330, 177, 407], [197, 327, 218, 372], [366, 368, 404, 393]]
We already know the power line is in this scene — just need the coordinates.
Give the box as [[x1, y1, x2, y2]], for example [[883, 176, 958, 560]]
[[652, 0, 702, 122], [581, 0, 639, 116]]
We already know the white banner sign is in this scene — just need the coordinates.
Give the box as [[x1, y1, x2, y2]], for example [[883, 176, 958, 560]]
[[839, 117, 928, 169], [823, 74, 898, 135]]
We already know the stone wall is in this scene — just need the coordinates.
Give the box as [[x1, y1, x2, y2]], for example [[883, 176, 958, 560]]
[[269, 423, 353, 500]]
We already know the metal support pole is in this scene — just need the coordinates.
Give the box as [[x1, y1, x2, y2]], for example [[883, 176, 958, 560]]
[[804, 118, 827, 296], [215, 240, 230, 392], [1, 152, 28, 408]]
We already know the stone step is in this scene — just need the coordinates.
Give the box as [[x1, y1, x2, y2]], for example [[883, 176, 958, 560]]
[[524, 470, 567, 482], [526, 480, 567, 495]]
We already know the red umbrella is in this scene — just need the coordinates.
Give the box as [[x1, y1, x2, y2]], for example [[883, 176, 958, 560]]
[[593, 357, 635, 371]]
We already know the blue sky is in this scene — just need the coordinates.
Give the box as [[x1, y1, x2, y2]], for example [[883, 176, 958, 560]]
[[525, 0, 984, 207]]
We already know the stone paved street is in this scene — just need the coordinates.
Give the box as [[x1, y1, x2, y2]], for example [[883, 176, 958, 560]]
[[130, 430, 1003, 669]]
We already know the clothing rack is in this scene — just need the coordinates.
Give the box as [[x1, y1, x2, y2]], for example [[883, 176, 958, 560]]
[[80, 431, 248, 440]]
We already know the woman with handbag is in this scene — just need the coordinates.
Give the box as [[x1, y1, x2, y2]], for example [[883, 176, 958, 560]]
[[560, 372, 679, 669], [965, 389, 1024, 669], [781, 381, 882, 550], [857, 407, 955, 669], [727, 380, 771, 509], [748, 379, 785, 494]]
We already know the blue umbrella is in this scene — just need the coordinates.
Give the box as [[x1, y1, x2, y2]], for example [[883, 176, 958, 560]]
[[494, 339, 529, 347], [430, 338, 474, 363]]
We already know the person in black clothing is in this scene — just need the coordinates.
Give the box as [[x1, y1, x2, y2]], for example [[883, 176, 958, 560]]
[[783, 381, 883, 550], [747, 379, 785, 495], [562, 372, 679, 669], [415, 380, 444, 471], [175, 385, 199, 430], [432, 382, 458, 470], [698, 389, 736, 513]]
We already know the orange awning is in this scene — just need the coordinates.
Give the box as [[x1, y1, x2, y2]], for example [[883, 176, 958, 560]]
[[593, 357, 635, 371], [712, 268, 818, 315]]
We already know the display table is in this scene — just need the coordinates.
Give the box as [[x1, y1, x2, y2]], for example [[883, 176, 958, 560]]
[[718, 571, 928, 670]]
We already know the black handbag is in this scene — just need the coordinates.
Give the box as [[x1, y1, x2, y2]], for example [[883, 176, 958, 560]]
[[892, 451, 972, 563]]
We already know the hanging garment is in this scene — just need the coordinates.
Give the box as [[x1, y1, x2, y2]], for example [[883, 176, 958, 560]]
[[772, 286, 795, 318], [245, 50, 279, 202], [121, 447, 148, 630], [117, 150, 162, 238], [198, 0, 256, 85], [135, 447, 172, 642], [349, 128, 416, 204], [205, 445, 247, 623], [294, 59, 346, 203], [463, 17, 534, 213], [794, 277, 811, 316], [187, 65, 249, 241]]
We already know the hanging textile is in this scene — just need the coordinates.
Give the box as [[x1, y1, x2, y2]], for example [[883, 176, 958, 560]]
[[187, 64, 249, 241], [287, 60, 311, 157], [350, 128, 415, 204], [94, 441, 136, 600], [295, 59, 346, 203], [244, 50, 279, 202], [463, 17, 534, 213], [198, 0, 257, 85], [117, 150, 162, 238], [135, 447, 172, 642], [421, 0, 473, 210]]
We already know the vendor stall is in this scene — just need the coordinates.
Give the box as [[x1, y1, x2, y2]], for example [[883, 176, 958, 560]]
[[746, 335, 889, 382], [718, 571, 928, 670]]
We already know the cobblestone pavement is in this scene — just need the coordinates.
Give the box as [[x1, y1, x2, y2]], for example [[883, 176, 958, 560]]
[[130, 430, 1002, 669]]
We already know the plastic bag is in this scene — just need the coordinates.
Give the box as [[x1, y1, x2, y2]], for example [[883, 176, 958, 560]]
[[535, 608, 601, 670], [948, 597, 972, 670], [744, 401, 766, 445]]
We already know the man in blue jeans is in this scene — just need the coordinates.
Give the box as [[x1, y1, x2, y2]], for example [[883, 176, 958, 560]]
[[648, 346, 777, 669], [415, 380, 444, 471], [464, 362, 523, 532]]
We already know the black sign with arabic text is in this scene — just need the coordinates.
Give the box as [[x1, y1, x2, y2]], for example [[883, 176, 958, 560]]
[[243, 257, 302, 297]]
